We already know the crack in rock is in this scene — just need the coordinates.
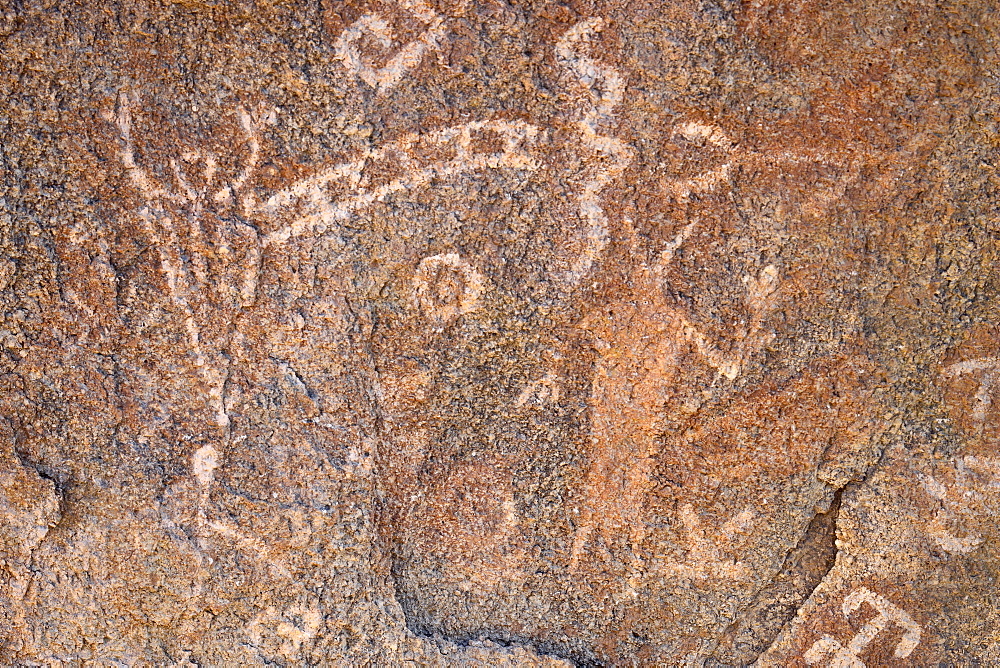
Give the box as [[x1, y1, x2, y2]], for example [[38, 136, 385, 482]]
[[708, 488, 844, 666]]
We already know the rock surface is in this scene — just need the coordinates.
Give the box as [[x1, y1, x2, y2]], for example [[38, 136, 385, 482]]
[[1, 0, 998, 665]]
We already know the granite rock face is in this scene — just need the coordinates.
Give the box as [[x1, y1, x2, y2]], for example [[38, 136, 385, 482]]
[[1, 0, 998, 665]]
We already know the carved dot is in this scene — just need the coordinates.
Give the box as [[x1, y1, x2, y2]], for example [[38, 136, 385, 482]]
[[412, 253, 485, 325]]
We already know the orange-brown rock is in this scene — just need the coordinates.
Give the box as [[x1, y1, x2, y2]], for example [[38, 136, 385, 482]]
[[1, 0, 998, 665]]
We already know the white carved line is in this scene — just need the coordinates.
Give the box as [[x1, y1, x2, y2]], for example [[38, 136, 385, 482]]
[[556, 19, 624, 127], [733, 263, 780, 375], [844, 589, 922, 659], [411, 253, 485, 327], [941, 356, 1000, 435], [676, 315, 741, 381], [655, 218, 701, 268], [918, 456, 1000, 555], [567, 273, 779, 570], [941, 356, 1000, 375], [261, 120, 540, 246], [662, 264, 777, 382], [105, 93, 274, 429], [556, 18, 633, 284], [275, 603, 324, 656], [674, 121, 733, 151], [662, 121, 733, 201], [567, 524, 593, 571], [191, 443, 219, 533], [926, 514, 984, 555], [805, 588, 921, 666], [918, 471, 984, 555], [335, 0, 445, 94], [663, 125, 858, 205], [192, 444, 219, 488], [803, 636, 865, 668], [186, 443, 295, 581], [515, 372, 560, 408], [654, 504, 754, 581]]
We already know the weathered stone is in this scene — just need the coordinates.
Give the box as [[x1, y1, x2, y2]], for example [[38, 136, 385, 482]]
[[1, 0, 998, 665]]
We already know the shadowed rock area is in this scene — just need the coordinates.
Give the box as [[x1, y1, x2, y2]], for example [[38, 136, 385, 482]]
[[1, 0, 998, 665]]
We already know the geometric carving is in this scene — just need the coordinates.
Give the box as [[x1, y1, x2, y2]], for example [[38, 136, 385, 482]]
[[804, 588, 921, 666]]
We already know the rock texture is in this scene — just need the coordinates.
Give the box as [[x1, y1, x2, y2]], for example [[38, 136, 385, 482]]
[[1, 0, 998, 665]]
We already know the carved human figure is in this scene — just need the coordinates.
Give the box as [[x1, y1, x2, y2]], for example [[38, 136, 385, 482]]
[[100, 8, 637, 645], [98, 6, 893, 661]]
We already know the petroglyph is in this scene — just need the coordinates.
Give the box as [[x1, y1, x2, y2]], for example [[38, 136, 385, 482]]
[[204, 520, 294, 580], [99, 14, 844, 643], [187, 445, 294, 580], [515, 372, 561, 408], [191, 444, 219, 489], [556, 18, 633, 283], [260, 120, 541, 247], [104, 92, 276, 430], [941, 355, 1000, 441], [919, 455, 1000, 555], [107, 18, 637, 326], [243, 602, 324, 662], [569, 260, 781, 569], [335, 0, 446, 94], [411, 253, 485, 327], [275, 602, 324, 658], [654, 504, 754, 581], [549, 35, 785, 574], [804, 588, 921, 666], [662, 121, 734, 200], [660, 118, 865, 217], [158, 441, 299, 592]]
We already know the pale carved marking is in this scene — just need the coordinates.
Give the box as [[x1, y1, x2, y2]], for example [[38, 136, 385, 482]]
[[569, 262, 780, 571], [109, 17, 637, 320], [162, 442, 298, 610], [918, 455, 1000, 555], [260, 120, 540, 247], [105, 98, 539, 435], [244, 602, 324, 662], [102, 15, 804, 620], [653, 504, 754, 581], [104, 92, 276, 429], [941, 356, 1000, 440], [204, 520, 293, 580], [191, 443, 219, 528], [804, 588, 921, 666], [335, 0, 446, 94], [555, 18, 633, 283], [661, 118, 866, 216], [403, 461, 527, 591], [411, 253, 485, 328], [191, 443, 219, 488], [179, 443, 294, 580], [655, 217, 700, 267], [662, 121, 734, 200], [515, 372, 561, 408], [276, 603, 324, 658]]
